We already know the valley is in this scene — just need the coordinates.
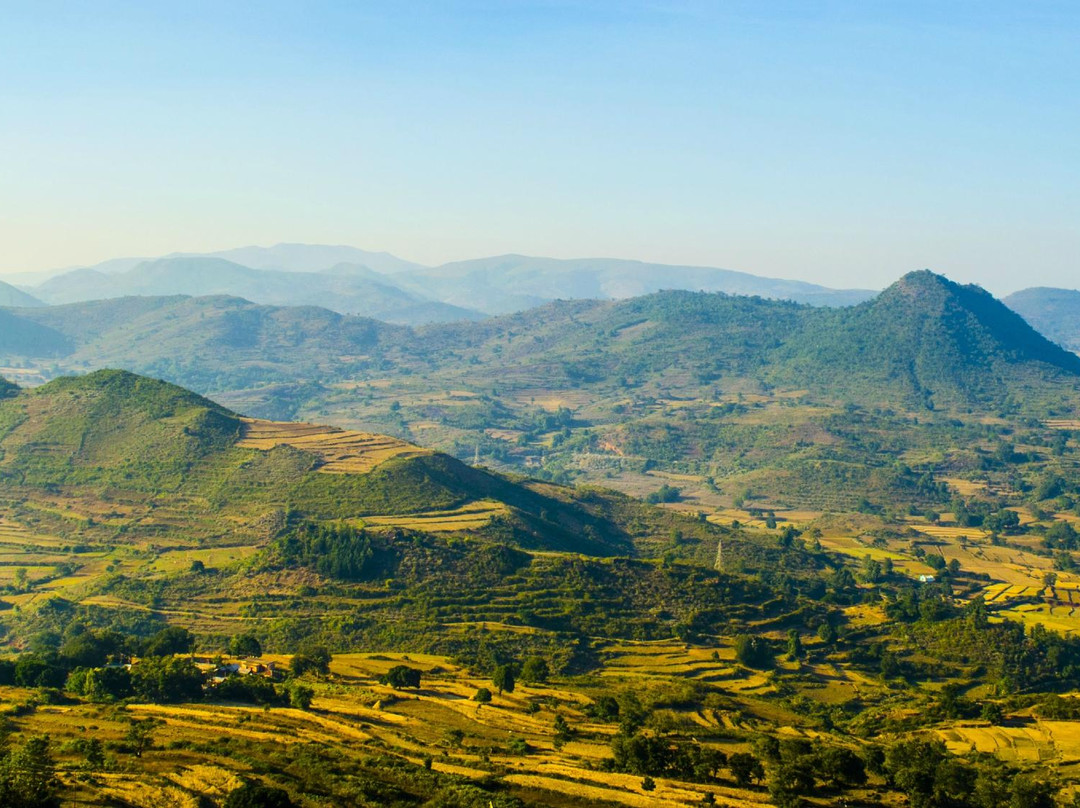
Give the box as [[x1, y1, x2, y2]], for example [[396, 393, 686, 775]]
[[2, 271, 1080, 805]]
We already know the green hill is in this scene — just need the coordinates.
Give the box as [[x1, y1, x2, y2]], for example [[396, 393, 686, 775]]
[[15, 295, 407, 408], [769, 270, 1080, 409], [0, 369, 640, 556]]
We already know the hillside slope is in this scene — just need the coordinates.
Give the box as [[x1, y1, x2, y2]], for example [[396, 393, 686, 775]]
[[15, 295, 407, 402], [0, 369, 637, 555], [1005, 286, 1080, 354], [0, 309, 72, 357], [0, 279, 42, 307]]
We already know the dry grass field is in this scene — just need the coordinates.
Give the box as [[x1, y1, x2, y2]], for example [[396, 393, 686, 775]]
[[360, 500, 509, 532], [0, 651, 795, 808], [238, 418, 430, 473]]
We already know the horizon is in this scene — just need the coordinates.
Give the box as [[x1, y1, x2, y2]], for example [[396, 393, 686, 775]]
[[2, 2, 1077, 294], [3, 241, 1076, 299]]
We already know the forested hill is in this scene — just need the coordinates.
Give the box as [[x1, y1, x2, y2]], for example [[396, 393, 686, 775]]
[[403, 270, 1080, 411], [766, 270, 1080, 409], [4, 271, 1080, 416], [9, 295, 409, 398]]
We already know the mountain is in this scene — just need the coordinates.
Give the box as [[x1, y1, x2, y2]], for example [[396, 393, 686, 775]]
[[767, 270, 1080, 409], [0, 279, 43, 307], [1005, 287, 1080, 354], [397, 270, 1080, 410], [12, 295, 406, 416], [0, 309, 72, 356], [13, 270, 1078, 418], [395, 253, 877, 314], [30, 257, 484, 325], [0, 369, 662, 558], [202, 243, 427, 275]]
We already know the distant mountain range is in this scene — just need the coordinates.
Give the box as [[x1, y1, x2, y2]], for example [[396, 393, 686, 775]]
[[4, 270, 1077, 416], [10, 243, 877, 321], [0, 278, 42, 308], [1004, 287, 1080, 354]]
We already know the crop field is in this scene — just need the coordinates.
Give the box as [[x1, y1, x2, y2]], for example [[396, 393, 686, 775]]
[[238, 418, 430, 473], [0, 651, 800, 808], [935, 722, 1071, 763], [1046, 419, 1080, 430], [147, 545, 261, 574], [360, 499, 509, 532], [912, 524, 989, 541]]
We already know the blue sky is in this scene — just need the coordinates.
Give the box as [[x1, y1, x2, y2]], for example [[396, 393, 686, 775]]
[[0, 1, 1077, 292]]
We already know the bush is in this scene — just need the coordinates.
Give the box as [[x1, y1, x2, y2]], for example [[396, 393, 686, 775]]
[[224, 782, 296, 808], [379, 665, 422, 689]]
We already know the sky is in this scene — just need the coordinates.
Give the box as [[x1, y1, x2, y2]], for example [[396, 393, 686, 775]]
[[0, 1, 1077, 293]]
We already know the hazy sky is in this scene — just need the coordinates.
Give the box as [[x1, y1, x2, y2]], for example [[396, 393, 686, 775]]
[[1, 1, 1077, 293]]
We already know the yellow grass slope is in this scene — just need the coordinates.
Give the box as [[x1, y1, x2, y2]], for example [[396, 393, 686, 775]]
[[237, 417, 430, 473]]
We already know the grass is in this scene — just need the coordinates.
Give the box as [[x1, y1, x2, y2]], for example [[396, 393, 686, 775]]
[[237, 417, 430, 473]]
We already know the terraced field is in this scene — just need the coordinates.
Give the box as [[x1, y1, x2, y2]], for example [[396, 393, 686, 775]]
[[4, 652, 785, 808], [361, 500, 509, 532], [238, 417, 430, 473]]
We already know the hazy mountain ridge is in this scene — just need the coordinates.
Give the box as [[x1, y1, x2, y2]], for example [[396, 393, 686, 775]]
[[1005, 286, 1080, 354], [19, 243, 876, 319], [0, 278, 43, 308], [30, 256, 484, 325], [393, 253, 877, 313]]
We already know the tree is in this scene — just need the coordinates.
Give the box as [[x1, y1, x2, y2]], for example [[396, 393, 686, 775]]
[[290, 645, 331, 677], [728, 752, 764, 787], [130, 656, 203, 702], [521, 656, 550, 684], [767, 757, 815, 808], [0, 736, 59, 808], [68, 665, 133, 701], [380, 665, 422, 689], [817, 622, 838, 646], [224, 782, 296, 808], [473, 687, 492, 703], [124, 718, 157, 757], [288, 684, 314, 710], [734, 634, 772, 668], [816, 746, 866, 788], [493, 664, 516, 695], [229, 633, 263, 658], [142, 626, 195, 657], [786, 629, 803, 661], [981, 701, 1004, 724], [1009, 773, 1057, 808], [553, 714, 574, 748]]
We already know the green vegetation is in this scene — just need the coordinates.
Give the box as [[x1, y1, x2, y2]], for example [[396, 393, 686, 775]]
[[3, 269, 1080, 807]]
